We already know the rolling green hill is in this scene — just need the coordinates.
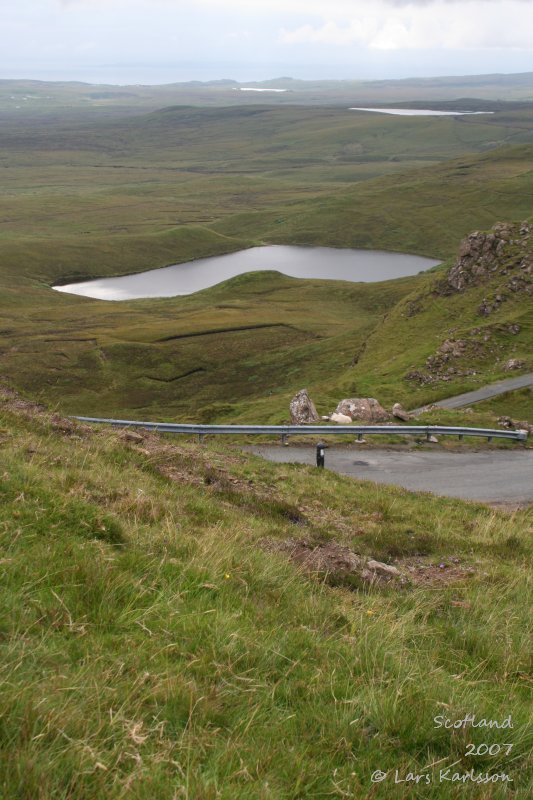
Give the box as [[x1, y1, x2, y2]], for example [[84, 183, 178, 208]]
[[0, 91, 531, 423]]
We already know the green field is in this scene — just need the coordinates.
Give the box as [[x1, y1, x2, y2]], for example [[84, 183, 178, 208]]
[[0, 81, 532, 423]]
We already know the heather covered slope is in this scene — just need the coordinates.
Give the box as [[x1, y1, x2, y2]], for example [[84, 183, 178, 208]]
[[0, 388, 531, 798]]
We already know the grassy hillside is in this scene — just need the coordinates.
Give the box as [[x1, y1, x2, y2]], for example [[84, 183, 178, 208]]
[[0, 93, 531, 421], [2, 105, 532, 265], [0, 269, 420, 420], [0, 388, 531, 798], [476, 387, 533, 422], [214, 144, 533, 259], [1, 78, 531, 800], [320, 218, 531, 413], [345, 220, 532, 410]]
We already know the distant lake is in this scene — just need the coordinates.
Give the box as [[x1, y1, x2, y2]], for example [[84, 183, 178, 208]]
[[349, 107, 495, 117], [53, 245, 441, 301]]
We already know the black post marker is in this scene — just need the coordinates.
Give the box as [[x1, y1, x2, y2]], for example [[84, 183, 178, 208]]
[[316, 441, 326, 468]]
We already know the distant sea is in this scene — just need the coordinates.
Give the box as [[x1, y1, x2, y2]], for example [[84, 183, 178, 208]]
[[0, 63, 350, 85], [2, 59, 531, 87]]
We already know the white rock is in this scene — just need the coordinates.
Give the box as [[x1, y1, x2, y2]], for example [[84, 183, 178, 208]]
[[330, 412, 352, 424], [392, 403, 411, 421], [336, 397, 390, 422]]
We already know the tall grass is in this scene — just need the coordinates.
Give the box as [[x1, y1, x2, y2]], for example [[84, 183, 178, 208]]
[[0, 398, 531, 798]]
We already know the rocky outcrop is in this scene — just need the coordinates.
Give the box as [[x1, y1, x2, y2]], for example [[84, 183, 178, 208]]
[[446, 220, 532, 297], [335, 397, 390, 423], [498, 416, 533, 434], [406, 337, 480, 385], [406, 368, 474, 386], [406, 318, 528, 386], [289, 389, 319, 424], [425, 339, 469, 371], [503, 358, 525, 371], [448, 230, 506, 291], [478, 295, 505, 317], [406, 221, 530, 385], [437, 339, 468, 358]]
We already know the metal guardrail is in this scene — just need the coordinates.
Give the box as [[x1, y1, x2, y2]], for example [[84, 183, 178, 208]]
[[73, 417, 528, 442]]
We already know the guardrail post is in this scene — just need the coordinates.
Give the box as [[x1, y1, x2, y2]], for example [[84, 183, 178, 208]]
[[281, 434, 288, 446], [316, 442, 325, 468]]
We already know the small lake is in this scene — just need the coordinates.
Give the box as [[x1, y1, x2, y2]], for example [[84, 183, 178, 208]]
[[349, 107, 494, 117], [53, 245, 441, 301]]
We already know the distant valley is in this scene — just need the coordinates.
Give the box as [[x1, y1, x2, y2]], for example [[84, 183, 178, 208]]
[[0, 73, 531, 425]]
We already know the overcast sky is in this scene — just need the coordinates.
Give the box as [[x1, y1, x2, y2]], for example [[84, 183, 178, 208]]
[[1, 0, 532, 84]]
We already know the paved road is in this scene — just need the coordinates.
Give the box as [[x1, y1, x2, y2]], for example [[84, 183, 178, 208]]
[[413, 373, 533, 412], [247, 445, 533, 504]]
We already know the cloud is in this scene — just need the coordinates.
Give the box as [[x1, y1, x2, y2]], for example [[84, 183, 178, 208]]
[[4, 0, 532, 84], [281, 21, 374, 47], [279, 1, 533, 50], [383, 0, 529, 4], [54, 0, 530, 11]]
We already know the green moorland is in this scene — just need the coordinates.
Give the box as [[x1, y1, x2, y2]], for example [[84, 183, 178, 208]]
[[0, 76, 532, 799], [1, 72, 533, 118], [0, 94, 532, 423], [0, 388, 531, 799]]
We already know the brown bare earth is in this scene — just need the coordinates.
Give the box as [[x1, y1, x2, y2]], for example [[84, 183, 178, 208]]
[[261, 537, 478, 589]]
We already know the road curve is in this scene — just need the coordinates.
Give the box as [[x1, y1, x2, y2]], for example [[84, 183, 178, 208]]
[[412, 372, 533, 412], [246, 445, 533, 504]]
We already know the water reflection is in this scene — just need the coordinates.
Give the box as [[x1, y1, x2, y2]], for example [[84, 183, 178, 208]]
[[349, 107, 494, 116], [54, 245, 441, 301]]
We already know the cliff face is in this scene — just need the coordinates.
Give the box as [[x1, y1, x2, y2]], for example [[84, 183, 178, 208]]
[[446, 221, 532, 301]]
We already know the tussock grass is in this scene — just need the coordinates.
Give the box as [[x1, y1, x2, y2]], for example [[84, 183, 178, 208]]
[[475, 388, 533, 424], [0, 395, 531, 798]]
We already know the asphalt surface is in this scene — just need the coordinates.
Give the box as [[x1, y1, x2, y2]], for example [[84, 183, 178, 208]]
[[247, 445, 533, 504], [412, 373, 533, 411]]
